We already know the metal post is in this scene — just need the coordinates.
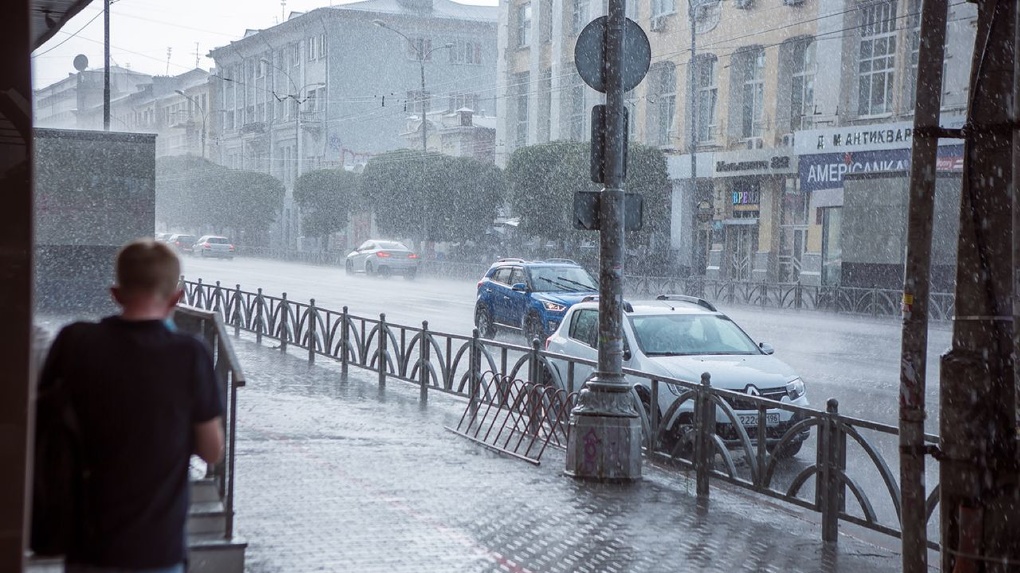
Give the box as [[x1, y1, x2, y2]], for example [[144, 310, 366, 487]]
[[307, 298, 317, 364], [694, 372, 712, 497], [280, 292, 289, 352], [103, 0, 111, 131], [564, 0, 642, 482], [419, 321, 430, 403], [256, 288, 264, 345], [419, 55, 428, 154], [233, 284, 241, 337], [897, 0, 948, 567], [340, 306, 349, 377], [1013, 0, 1020, 470], [821, 399, 840, 543], [378, 313, 387, 387]]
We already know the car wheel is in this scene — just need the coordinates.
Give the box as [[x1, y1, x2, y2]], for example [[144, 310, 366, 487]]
[[663, 416, 697, 460], [523, 313, 545, 346], [345, 260, 354, 276], [365, 260, 375, 276], [404, 269, 417, 280], [475, 306, 496, 339], [768, 439, 804, 460]]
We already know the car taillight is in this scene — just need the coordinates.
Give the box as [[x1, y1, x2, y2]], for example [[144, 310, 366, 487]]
[[229, 244, 235, 251], [408, 253, 418, 259], [203, 243, 210, 248], [377, 251, 391, 258]]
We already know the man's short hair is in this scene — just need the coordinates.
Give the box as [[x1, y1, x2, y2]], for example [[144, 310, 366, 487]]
[[115, 239, 181, 298]]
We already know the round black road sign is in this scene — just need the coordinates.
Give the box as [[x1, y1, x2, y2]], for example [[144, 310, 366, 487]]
[[574, 16, 651, 93]]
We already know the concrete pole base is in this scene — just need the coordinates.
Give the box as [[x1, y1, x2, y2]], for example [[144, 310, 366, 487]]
[[564, 412, 643, 481]]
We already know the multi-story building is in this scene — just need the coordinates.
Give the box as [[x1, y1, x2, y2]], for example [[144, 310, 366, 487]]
[[495, 0, 976, 286], [405, 108, 496, 162], [34, 67, 211, 159], [208, 0, 498, 249]]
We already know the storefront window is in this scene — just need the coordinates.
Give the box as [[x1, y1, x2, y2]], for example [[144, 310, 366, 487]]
[[821, 207, 842, 285]]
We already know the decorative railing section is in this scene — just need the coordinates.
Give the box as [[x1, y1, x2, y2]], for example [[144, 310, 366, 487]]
[[181, 278, 942, 549]]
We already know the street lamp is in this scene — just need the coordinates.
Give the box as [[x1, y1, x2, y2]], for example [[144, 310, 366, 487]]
[[372, 20, 453, 154], [175, 89, 207, 159]]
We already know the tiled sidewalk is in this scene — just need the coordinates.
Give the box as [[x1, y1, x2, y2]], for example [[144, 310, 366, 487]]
[[230, 339, 910, 573]]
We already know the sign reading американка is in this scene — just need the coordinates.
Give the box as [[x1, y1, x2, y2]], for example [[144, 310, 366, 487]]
[[798, 146, 964, 193]]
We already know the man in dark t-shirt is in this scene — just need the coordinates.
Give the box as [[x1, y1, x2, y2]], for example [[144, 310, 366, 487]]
[[38, 239, 224, 573]]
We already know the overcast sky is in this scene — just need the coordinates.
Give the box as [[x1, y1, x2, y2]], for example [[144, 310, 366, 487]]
[[31, 0, 495, 88]]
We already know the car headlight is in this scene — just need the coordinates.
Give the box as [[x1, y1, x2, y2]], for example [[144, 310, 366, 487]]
[[665, 382, 687, 396], [786, 378, 806, 400], [542, 301, 567, 312]]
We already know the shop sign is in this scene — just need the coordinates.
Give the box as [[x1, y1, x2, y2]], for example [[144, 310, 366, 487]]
[[710, 150, 796, 177], [799, 145, 963, 192], [732, 190, 761, 205], [794, 116, 965, 155]]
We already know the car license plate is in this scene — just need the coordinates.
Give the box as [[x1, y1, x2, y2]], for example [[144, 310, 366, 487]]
[[738, 413, 780, 426]]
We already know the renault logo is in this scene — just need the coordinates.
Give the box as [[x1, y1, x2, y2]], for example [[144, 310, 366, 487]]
[[745, 385, 761, 397]]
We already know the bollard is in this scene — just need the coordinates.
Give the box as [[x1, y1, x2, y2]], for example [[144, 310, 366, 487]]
[[307, 299, 317, 365], [468, 328, 480, 424], [196, 278, 204, 307], [214, 281, 223, 313], [695, 372, 714, 498], [255, 288, 264, 345], [378, 313, 387, 388], [419, 321, 430, 404], [794, 281, 803, 310], [233, 284, 242, 338], [756, 402, 768, 489], [340, 306, 349, 377], [528, 338, 542, 437], [280, 293, 289, 352], [650, 380, 661, 452], [821, 398, 841, 543]]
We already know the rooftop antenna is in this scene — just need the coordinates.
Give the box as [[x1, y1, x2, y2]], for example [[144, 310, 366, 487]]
[[281, 0, 286, 22], [165, 46, 172, 75], [194, 42, 200, 69]]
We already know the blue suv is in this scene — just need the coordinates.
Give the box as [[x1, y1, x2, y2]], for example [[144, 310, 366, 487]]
[[474, 258, 599, 342]]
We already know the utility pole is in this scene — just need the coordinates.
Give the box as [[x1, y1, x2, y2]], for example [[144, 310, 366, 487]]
[[564, 0, 643, 481], [940, 0, 1020, 570], [896, 0, 948, 570]]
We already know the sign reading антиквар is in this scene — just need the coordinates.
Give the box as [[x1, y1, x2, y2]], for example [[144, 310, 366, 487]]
[[793, 117, 966, 155]]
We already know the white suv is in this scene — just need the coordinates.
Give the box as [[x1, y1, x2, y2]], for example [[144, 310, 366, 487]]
[[544, 295, 810, 458]]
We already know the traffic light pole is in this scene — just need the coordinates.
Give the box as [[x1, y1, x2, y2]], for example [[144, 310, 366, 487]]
[[564, 0, 642, 481]]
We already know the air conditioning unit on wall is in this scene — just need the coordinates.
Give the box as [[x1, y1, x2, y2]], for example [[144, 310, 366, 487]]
[[780, 133, 794, 147], [734, 0, 753, 9], [650, 16, 666, 31], [783, 0, 804, 5], [745, 137, 763, 150]]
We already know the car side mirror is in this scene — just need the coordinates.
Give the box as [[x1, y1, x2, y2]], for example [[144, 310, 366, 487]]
[[623, 348, 632, 361], [759, 342, 775, 355], [511, 282, 527, 292]]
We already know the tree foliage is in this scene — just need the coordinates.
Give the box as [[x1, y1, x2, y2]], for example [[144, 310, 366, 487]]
[[294, 168, 358, 249], [504, 141, 670, 248], [360, 150, 504, 242], [155, 156, 284, 245]]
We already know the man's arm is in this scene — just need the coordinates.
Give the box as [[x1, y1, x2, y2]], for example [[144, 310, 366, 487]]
[[194, 418, 225, 464]]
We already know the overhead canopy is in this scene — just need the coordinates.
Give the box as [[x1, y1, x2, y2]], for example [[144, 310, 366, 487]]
[[31, 0, 93, 50]]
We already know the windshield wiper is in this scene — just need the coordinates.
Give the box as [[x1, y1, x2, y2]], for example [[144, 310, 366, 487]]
[[557, 277, 597, 291], [536, 276, 583, 292]]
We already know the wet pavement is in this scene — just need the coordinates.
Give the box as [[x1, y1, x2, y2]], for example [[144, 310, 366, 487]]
[[230, 335, 913, 573]]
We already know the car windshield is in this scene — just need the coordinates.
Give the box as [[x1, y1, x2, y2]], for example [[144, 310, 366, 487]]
[[376, 241, 408, 250], [629, 314, 761, 356], [528, 266, 597, 292], [207, 237, 229, 244]]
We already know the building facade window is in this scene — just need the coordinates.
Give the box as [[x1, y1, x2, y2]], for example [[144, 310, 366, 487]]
[[449, 40, 483, 64], [652, 0, 675, 19], [695, 54, 718, 144], [540, 0, 553, 42], [903, 0, 922, 112], [569, 78, 586, 141], [572, 0, 589, 36], [406, 90, 431, 116], [448, 92, 480, 112], [857, 0, 897, 116], [517, 3, 532, 47], [539, 70, 552, 143], [650, 62, 676, 146], [514, 72, 530, 146], [406, 38, 433, 61], [731, 47, 765, 140], [790, 38, 815, 130], [307, 34, 326, 61]]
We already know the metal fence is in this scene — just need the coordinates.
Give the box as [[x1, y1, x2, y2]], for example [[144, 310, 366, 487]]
[[174, 306, 245, 540], [181, 278, 942, 549], [229, 250, 955, 320]]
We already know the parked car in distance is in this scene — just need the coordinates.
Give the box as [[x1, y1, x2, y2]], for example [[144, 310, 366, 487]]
[[543, 295, 810, 458], [155, 232, 171, 242], [167, 233, 197, 255], [193, 235, 235, 259], [345, 240, 419, 279], [474, 258, 598, 342]]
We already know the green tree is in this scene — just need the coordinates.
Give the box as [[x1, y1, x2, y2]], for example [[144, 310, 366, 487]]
[[294, 168, 358, 251], [155, 156, 283, 246], [361, 150, 504, 243], [504, 141, 669, 255]]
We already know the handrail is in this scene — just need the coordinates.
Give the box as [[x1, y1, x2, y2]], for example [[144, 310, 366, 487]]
[[173, 305, 244, 540], [181, 277, 942, 549]]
